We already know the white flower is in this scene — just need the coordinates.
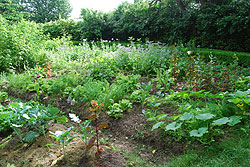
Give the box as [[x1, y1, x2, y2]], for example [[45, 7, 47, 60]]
[[23, 114, 30, 119], [12, 124, 22, 127], [187, 51, 192, 55], [69, 113, 80, 123]]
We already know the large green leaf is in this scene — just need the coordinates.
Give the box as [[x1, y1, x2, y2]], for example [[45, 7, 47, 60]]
[[212, 117, 229, 126], [157, 114, 168, 120], [23, 131, 40, 143], [244, 98, 250, 104], [195, 113, 214, 120], [169, 114, 181, 120], [152, 122, 164, 131], [235, 90, 249, 97], [165, 122, 182, 131], [228, 116, 242, 126], [179, 112, 194, 121], [190, 127, 208, 137], [228, 98, 241, 104]]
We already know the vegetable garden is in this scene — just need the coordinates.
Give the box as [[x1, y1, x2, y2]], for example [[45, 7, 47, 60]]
[[0, 36, 250, 166]]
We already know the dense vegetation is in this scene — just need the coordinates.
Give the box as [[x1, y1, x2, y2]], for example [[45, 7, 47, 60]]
[[0, 0, 250, 166], [42, 0, 250, 52]]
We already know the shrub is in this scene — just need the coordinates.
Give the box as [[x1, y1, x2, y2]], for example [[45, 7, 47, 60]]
[[42, 19, 81, 41], [0, 16, 45, 73]]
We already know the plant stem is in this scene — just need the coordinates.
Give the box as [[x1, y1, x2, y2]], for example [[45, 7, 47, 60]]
[[95, 110, 99, 154], [63, 142, 66, 157]]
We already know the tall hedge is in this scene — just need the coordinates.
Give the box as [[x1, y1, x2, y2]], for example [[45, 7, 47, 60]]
[[40, 0, 250, 52]]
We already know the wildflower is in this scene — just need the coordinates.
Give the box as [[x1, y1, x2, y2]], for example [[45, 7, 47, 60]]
[[187, 51, 192, 55], [237, 104, 244, 107], [69, 113, 80, 123]]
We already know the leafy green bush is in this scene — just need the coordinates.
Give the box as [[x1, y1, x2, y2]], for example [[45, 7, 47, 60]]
[[0, 16, 45, 72], [42, 19, 81, 41], [107, 103, 123, 119]]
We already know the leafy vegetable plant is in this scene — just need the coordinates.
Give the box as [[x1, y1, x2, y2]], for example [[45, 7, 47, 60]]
[[1, 102, 67, 143]]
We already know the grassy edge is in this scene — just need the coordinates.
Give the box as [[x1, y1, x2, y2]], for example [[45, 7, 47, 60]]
[[163, 129, 250, 167]]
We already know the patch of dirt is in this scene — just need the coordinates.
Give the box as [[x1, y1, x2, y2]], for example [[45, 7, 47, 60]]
[[102, 103, 187, 166], [0, 124, 95, 167]]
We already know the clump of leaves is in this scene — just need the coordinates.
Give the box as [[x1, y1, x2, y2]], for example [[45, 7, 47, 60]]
[[119, 99, 132, 111], [1, 102, 67, 143], [107, 103, 123, 119], [0, 91, 8, 102]]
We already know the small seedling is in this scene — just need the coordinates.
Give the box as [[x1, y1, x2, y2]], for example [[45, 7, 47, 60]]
[[48, 127, 76, 157]]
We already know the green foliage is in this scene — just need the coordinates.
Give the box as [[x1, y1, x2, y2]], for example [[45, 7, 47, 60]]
[[0, 0, 25, 21], [130, 89, 149, 103], [144, 90, 247, 144], [195, 0, 250, 52], [42, 19, 81, 41], [79, 8, 112, 41], [107, 99, 132, 119], [0, 101, 67, 143], [69, 113, 92, 144], [40, 0, 248, 52], [0, 91, 8, 102], [19, 0, 72, 23], [107, 103, 123, 119], [0, 16, 44, 72], [119, 99, 132, 111], [195, 48, 250, 67], [49, 127, 76, 157]]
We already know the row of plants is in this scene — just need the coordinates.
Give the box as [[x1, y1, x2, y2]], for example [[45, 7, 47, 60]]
[[0, 98, 112, 161], [143, 90, 250, 144], [1, 38, 250, 147]]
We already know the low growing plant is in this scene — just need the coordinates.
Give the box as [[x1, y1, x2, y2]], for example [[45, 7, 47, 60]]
[[107, 103, 123, 119], [48, 127, 76, 157], [1, 102, 67, 143]]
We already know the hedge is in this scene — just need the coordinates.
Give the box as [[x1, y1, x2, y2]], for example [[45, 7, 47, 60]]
[[194, 48, 250, 67]]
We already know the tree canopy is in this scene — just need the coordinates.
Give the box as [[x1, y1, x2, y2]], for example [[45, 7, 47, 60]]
[[17, 0, 72, 23], [0, 0, 24, 21]]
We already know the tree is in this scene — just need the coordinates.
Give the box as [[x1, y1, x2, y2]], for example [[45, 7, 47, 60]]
[[18, 0, 72, 23], [0, 0, 24, 21], [79, 8, 108, 41]]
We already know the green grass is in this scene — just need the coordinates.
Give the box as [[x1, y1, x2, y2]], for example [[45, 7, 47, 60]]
[[194, 48, 250, 67], [164, 131, 250, 167]]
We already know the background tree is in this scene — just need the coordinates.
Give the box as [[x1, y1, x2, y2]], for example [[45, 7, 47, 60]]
[[18, 0, 72, 23], [0, 0, 24, 21], [79, 8, 112, 41]]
